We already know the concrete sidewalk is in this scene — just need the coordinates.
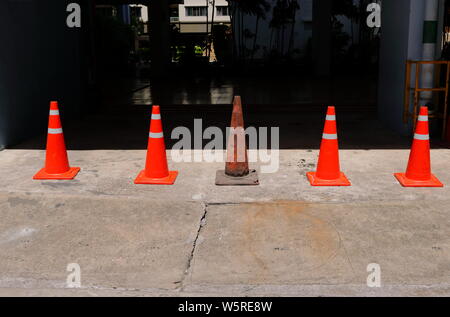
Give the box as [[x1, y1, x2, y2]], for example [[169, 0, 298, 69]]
[[0, 149, 449, 296]]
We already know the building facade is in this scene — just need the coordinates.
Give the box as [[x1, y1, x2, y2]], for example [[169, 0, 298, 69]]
[[1, 0, 450, 148], [173, 0, 231, 33]]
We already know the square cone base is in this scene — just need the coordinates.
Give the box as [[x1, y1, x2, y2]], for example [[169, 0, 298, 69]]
[[215, 169, 259, 186], [33, 167, 80, 180], [307, 171, 351, 187], [134, 170, 178, 185], [394, 173, 444, 188]]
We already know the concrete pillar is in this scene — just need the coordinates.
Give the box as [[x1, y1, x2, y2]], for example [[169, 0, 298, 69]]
[[148, 0, 171, 78], [118, 5, 131, 25], [377, 0, 426, 135], [312, 0, 332, 78], [420, 0, 439, 107]]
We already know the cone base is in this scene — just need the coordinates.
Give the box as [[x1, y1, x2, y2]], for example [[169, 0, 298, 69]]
[[394, 173, 444, 188], [215, 169, 259, 186], [307, 172, 351, 187], [134, 170, 178, 185], [33, 167, 80, 180]]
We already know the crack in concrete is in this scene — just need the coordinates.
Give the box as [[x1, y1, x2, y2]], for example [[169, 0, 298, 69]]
[[179, 201, 209, 290], [206, 202, 241, 206]]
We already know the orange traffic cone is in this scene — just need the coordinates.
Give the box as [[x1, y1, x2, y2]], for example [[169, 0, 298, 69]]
[[394, 106, 443, 187], [33, 101, 80, 180], [134, 105, 178, 185], [215, 96, 259, 186], [307, 106, 351, 186]]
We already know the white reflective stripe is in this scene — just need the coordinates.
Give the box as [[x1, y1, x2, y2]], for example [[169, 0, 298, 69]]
[[149, 132, 164, 138], [414, 133, 429, 140], [322, 133, 338, 140], [48, 128, 63, 134], [151, 114, 161, 120], [326, 115, 336, 121], [49, 110, 59, 115], [417, 115, 428, 122]]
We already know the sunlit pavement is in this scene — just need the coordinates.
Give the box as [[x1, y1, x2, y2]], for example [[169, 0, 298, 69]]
[[0, 148, 449, 296]]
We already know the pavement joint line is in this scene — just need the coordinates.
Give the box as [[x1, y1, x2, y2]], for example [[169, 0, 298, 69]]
[[2, 191, 450, 206], [0, 191, 193, 204], [180, 201, 208, 291], [3, 282, 450, 289], [2, 283, 450, 296], [0, 277, 176, 293]]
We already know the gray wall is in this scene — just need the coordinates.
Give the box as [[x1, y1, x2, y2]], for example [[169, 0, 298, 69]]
[[0, 0, 85, 148], [377, 0, 426, 135]]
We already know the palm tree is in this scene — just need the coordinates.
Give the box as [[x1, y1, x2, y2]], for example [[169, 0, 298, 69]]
[[287, 0, 300, 56], [269, 0, 299, 57], [251, 1, 271, 61], [205, 0, 209, 57], [205, 0, 217, 61], [331, 0, 359, 46], [209, 0, 216, 61], [226, 0, 270, 62]]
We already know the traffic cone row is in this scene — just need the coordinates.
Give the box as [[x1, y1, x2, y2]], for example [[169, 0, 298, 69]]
[[308, 105, 443, 188], [34, 100, 444, 188]]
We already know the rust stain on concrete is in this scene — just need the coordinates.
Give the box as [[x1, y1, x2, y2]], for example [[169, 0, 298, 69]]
[[239, 201, 341, 282]]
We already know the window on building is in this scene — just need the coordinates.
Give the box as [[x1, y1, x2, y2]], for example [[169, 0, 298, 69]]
[[170, 7, 179, 22], [170, 7, 179, 18], [185, 6, 208, 17], [130, 6, 142, 19], [216, 6, 229, 16]]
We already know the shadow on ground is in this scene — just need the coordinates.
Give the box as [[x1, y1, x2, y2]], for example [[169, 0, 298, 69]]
[[10, 77, 446, 151], [12, 104, 415, 150]]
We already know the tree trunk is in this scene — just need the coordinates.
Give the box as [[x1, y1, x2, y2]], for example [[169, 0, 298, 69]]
[[237, 8, 242, 60], [251, 15, 260, 61], [205, 0, 209, 57], [229, 2, 238, 63], [288, 0, 297, 56], [240, 10, 245, 61], [208, 0, 216, 61], [269, 28, 274, 51]]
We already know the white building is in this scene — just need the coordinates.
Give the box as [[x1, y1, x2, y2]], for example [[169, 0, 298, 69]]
[[130, 4, 149, 23], [174, 0, 231, 33]]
